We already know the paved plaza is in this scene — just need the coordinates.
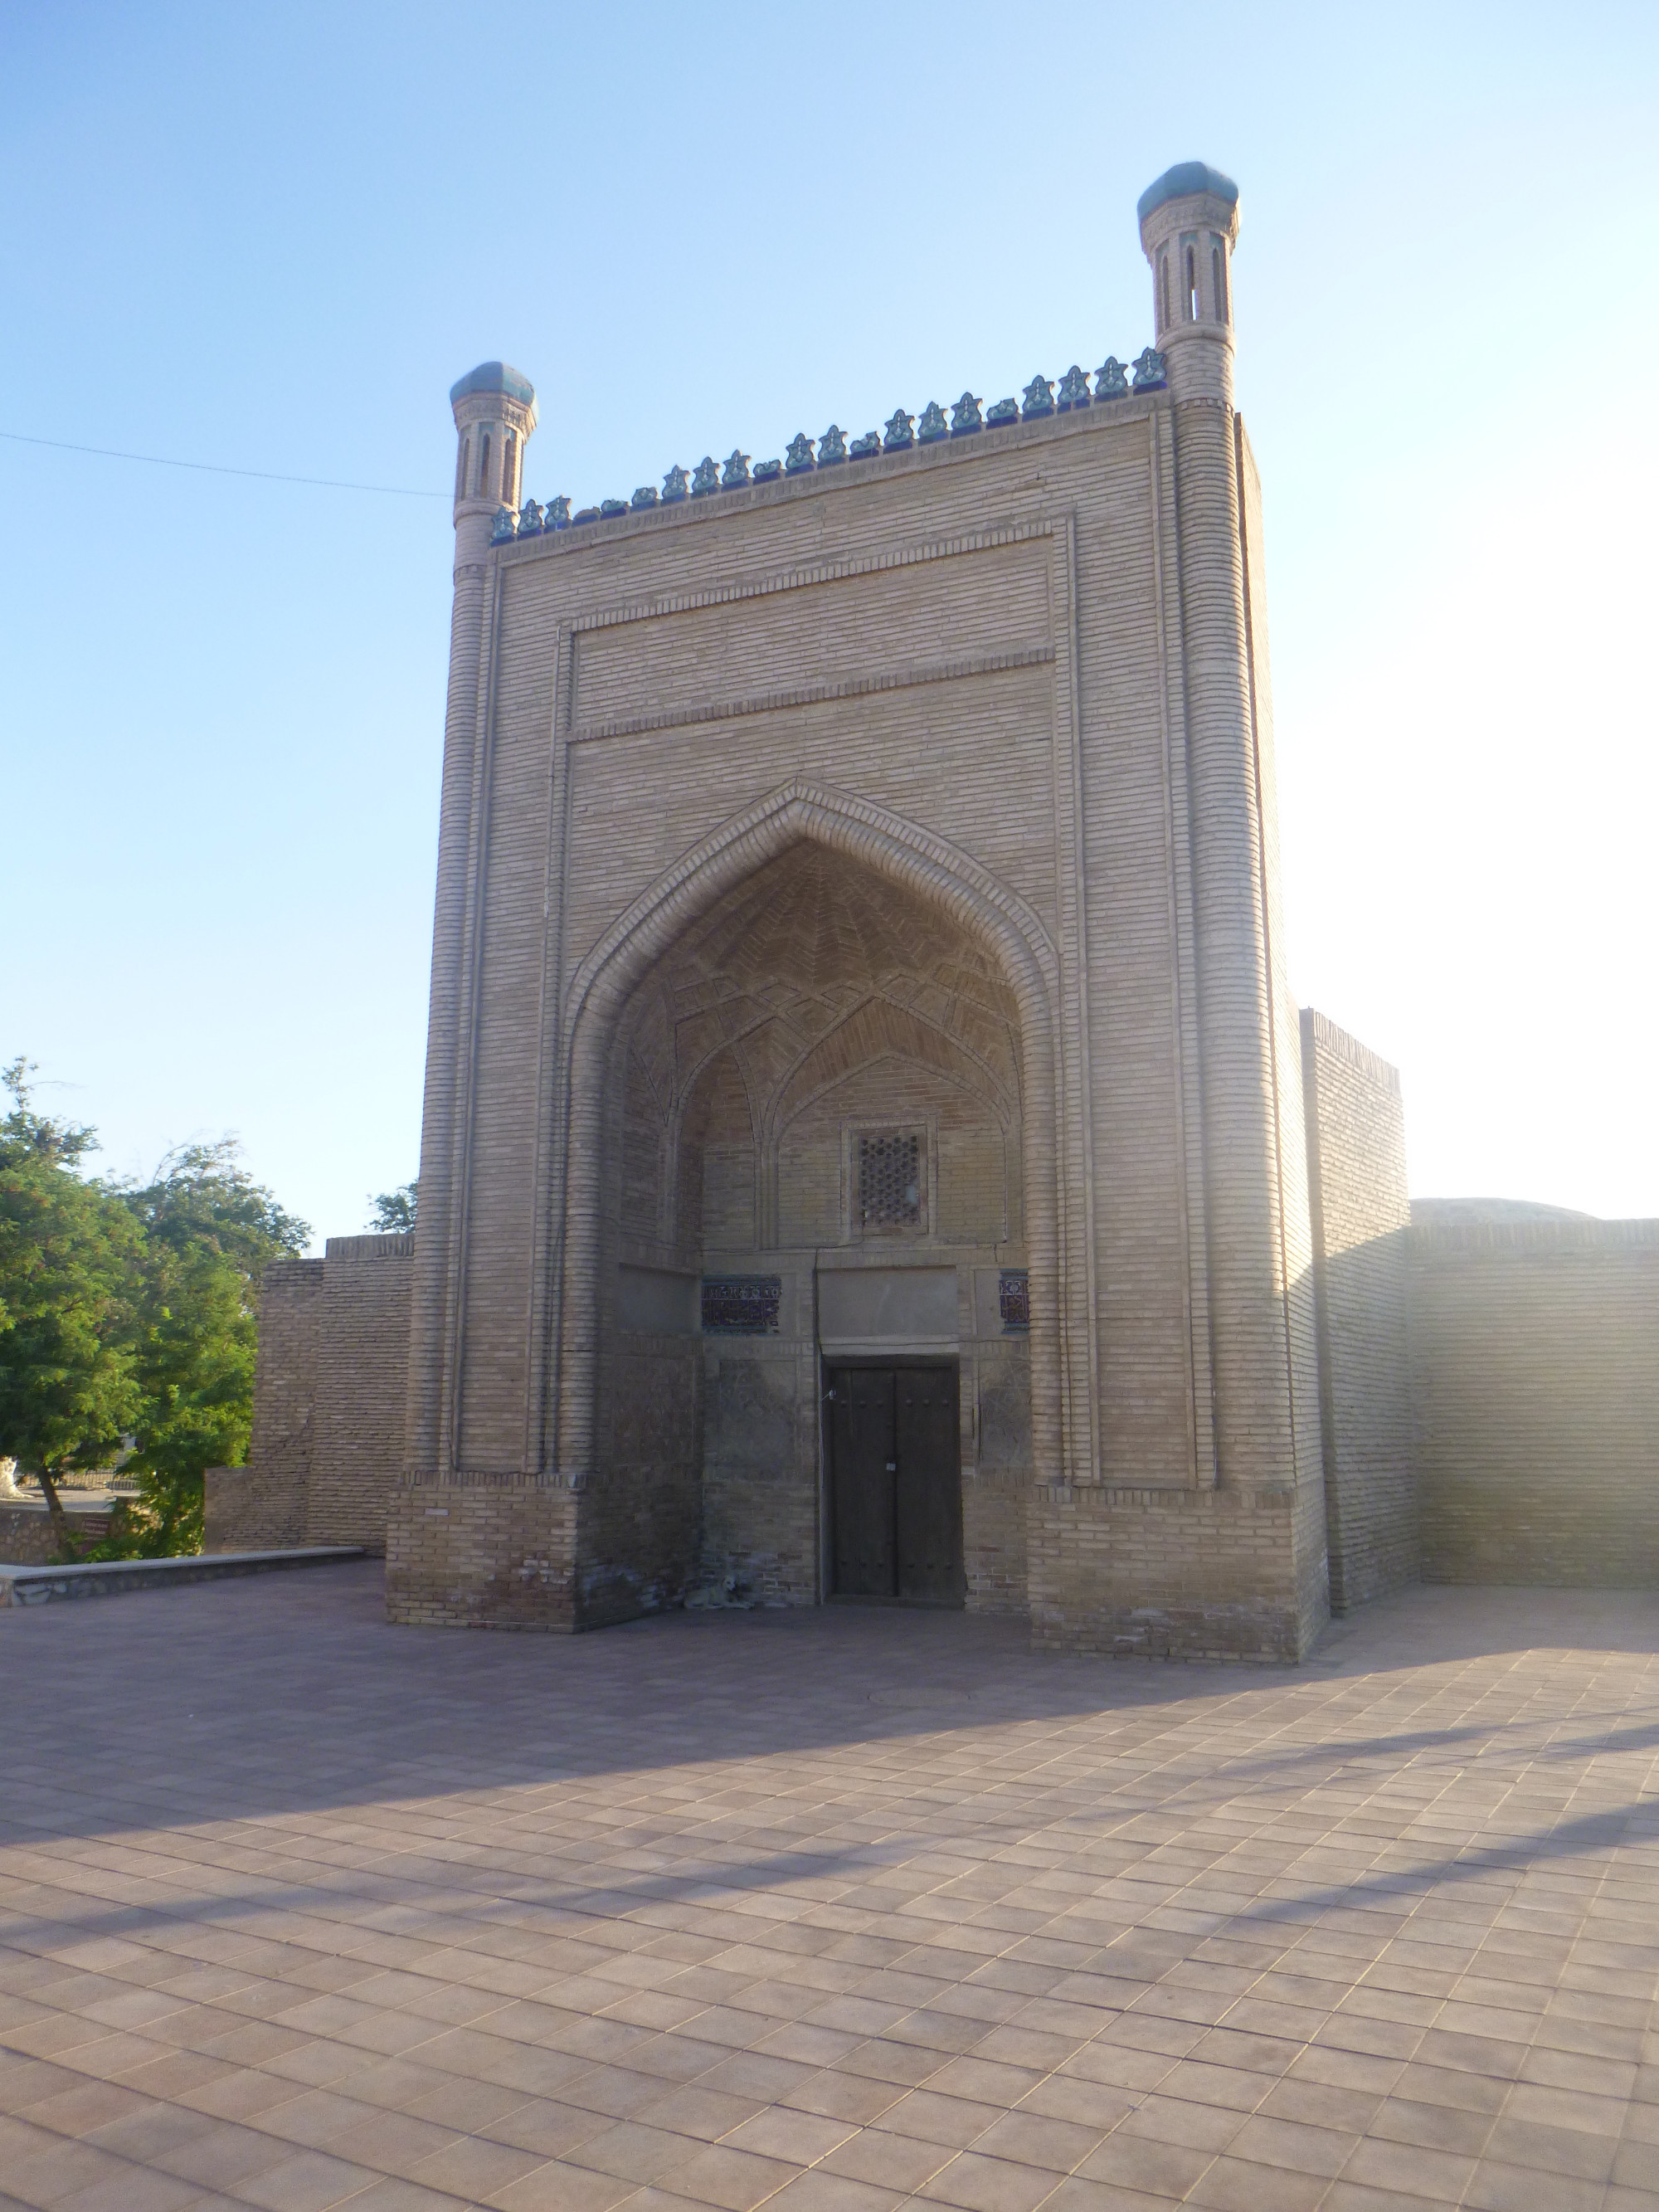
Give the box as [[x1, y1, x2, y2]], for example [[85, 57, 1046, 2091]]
[[1, 1568, 1657, 2212]]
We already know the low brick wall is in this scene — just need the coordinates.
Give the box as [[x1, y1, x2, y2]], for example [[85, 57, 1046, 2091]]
[[386, 1479, 579, 1628], [1411, 1220, 1659, 1586]]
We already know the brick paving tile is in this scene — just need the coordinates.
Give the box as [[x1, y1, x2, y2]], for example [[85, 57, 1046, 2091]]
[[232, 2148, 385, 2210], [573, 2119, 718, 2182], [490, 2156, 640, 2210], [1185, 2153, 1327, 2210], [720, 2106, 854, 2161], [1074, 2132, 1212, 2195], [148, 2116, 295, 2185], [406, 2129, 549, 2196], [820, 2127, 954, 2189], [3, 1573, 1659, 2212], [669, 2140, 802, 2208]]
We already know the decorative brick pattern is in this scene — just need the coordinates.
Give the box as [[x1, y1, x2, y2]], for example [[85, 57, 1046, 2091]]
[[699, 1275, 781, 1333]]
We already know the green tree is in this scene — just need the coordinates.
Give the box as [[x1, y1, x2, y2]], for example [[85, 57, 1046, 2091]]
[[367, 1181, 416, 1234], [0, 1060, 144, 1554], [99, 1141, 310, 1558]]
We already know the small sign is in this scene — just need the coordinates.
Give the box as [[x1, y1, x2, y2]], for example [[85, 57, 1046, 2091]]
[[999, 1269, 1030, 1333], [701, 1275, 782, 1336]]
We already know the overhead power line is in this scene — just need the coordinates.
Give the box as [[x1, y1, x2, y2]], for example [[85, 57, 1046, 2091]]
[[0, 428, 447, 498]]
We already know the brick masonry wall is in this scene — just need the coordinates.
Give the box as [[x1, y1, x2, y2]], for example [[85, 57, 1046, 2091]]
[[202, 1465, 305, 1552], [1300, 1009, 1417, 1610], [1028, 1483, 1321, 1661], [1411, 1220, 1659, 1586], [204, 1258, 322, 1552], [435, 400, 1298, 1495], [586, 1339, 704, 1621], [698, 1343, 814, 1608], [206, 1237, 413, 1558], [386, 1478, 578, 1628], [400, 255, 1316, 1640], [966, 1341, 1030, 1613], [307, 1235, 416, 1551]]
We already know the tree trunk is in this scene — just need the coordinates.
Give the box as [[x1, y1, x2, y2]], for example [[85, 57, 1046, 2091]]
[[36, 1469, 75, 1560]]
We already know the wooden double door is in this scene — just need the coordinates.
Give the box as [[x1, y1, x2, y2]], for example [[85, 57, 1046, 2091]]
[[826, 1364, 964, 1605]]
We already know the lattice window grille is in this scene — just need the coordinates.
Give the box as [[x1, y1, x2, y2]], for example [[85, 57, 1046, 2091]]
[[859, 1131, 923, 1230]]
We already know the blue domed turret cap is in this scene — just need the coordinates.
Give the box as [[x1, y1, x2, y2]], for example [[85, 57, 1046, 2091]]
[[1136, 162, 1239, 223], [448, 360, 536, 407]]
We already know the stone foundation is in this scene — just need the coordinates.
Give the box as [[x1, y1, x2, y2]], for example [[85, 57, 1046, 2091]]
[[0, 1506, 105, 1565]]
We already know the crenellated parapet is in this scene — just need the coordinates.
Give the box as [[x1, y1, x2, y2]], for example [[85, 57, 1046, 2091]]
[[491, 347, 1166, 546]]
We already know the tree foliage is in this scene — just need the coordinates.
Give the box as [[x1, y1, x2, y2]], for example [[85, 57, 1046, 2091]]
[[0, 1061, 309, 1561], [0, 1062, 144, 1552], [99, 1142, 309, 1557], [367, 1181, 417, 1234]]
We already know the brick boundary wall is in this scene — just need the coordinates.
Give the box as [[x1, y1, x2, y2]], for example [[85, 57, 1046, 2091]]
[[205, 1236, 413, 1557], [307, 1234, 415, 1552], [1300, 1009, 1417, 1611], [1411, 1219, 1659, 1586], [205, 1258, 323, 1552]]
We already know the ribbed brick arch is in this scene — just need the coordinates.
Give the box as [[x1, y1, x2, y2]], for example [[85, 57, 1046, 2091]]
[[549, 779, 1064, 1488]]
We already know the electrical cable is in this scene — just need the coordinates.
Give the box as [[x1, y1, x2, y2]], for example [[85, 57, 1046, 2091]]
[[0, 428, 446, 498]]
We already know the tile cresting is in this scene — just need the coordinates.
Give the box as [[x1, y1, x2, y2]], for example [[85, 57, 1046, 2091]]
[[494, 348, 1168, 544]]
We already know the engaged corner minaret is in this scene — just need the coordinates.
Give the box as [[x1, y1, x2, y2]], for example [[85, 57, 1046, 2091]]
[[448, 360, 538, 568], [406, 358, 539, 1484], [1131, 158, 1317, 1503], [1137, 160, 1240, 405]]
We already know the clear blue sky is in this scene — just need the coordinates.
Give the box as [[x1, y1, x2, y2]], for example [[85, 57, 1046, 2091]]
[[4, 1, 1655, 1245]]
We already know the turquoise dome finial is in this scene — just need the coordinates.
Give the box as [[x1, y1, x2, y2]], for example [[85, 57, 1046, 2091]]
[[449, 361, 536, 408], [1136, 163, 1239, 224]]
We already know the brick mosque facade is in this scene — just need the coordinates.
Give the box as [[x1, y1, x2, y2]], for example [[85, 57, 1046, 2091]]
[[207, 164, 1658, 1652]]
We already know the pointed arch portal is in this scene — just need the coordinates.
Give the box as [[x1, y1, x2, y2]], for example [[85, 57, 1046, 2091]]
[[538, 782, 1069, 1613]]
